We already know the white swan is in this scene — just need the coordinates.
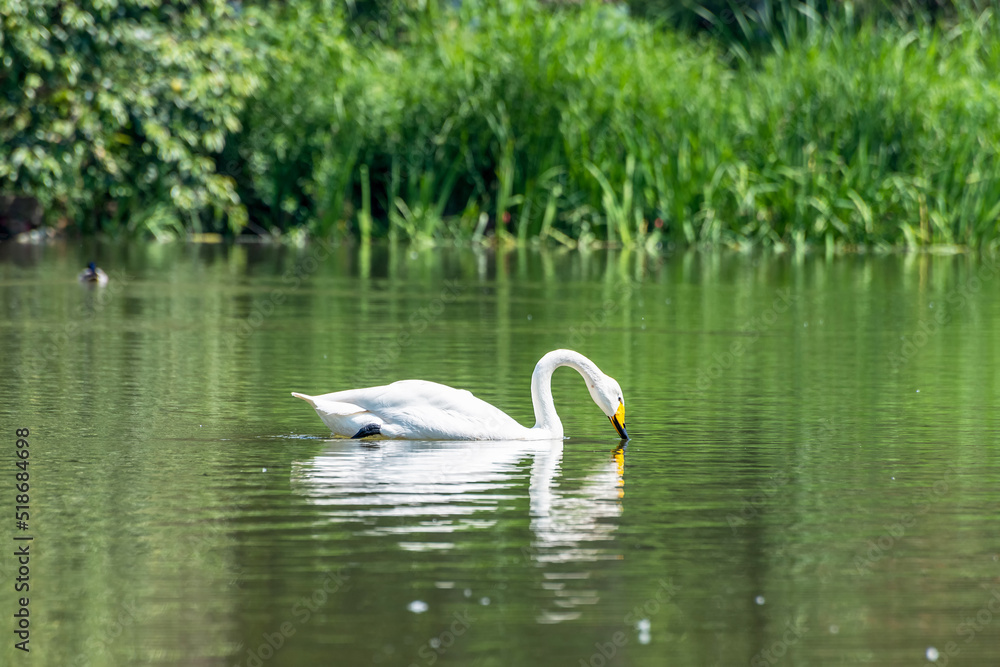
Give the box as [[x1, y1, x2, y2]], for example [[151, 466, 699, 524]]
[[291, 349, 627, 441]]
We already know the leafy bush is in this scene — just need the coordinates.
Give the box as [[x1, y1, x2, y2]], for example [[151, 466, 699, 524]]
[[0, 0, 261, 237]]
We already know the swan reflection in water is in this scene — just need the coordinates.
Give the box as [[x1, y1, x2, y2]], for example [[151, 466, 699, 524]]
[[289, 439, 626, 623]]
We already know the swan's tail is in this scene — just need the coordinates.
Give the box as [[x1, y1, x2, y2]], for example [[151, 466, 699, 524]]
[[291, 392, 317, 408]]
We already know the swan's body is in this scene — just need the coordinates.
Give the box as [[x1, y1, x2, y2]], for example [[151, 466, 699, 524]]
[[78, 262, 108, 285], [292, 349, 627, 441]]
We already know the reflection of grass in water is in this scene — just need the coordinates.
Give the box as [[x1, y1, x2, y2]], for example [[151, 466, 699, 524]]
[[246, 0, 1000, 248]]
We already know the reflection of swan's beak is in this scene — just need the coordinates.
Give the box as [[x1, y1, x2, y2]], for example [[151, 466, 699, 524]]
[[613, 444, 625, 497], [610, 402, 628, 440]]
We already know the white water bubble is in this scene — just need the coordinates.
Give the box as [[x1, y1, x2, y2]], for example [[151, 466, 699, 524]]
[[636, 618, 651, 644]]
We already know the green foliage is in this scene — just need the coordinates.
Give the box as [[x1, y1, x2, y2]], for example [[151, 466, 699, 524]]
[[730, 9, 1000, 247], [243, 0, 1000, 247], [627, 0, 998, 50], [0, 0, 260, 237], [227, 2, 359, 234], [3, 0, 1000, 247]]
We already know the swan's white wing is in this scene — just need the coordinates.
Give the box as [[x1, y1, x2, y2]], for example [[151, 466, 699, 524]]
[[297, 380, 530, 440], [291, 394, 383, 438]]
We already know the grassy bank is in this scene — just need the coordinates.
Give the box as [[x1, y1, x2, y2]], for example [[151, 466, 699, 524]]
[[4, 0, 1000, 247]]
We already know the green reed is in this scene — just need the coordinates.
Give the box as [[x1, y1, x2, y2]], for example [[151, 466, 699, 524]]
[[240, 0, 1000, 248]]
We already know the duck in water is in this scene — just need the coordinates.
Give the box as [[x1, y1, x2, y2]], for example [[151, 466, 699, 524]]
[[78, 262, 109, 286]]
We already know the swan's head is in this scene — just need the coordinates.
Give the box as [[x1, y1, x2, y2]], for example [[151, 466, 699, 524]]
[[587, 375, 628, 440]]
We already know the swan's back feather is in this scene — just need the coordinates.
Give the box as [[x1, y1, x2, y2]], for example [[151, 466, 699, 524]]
[[298, 380, 530, 440]]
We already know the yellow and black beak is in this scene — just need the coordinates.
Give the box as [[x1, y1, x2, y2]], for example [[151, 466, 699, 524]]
[[610, 402, 628, 440]]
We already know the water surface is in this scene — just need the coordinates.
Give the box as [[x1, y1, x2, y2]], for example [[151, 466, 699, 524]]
[[0, 242, 998, 666]]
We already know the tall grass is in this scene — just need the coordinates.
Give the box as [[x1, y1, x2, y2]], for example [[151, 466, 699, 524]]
[[241, 0, 1000, 248]]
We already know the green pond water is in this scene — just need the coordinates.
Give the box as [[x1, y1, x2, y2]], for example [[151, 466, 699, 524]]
[[0, 241, 998, 667]]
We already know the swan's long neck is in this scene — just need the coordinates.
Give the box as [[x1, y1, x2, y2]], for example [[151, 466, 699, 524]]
[[530, 349, 605, 438]]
